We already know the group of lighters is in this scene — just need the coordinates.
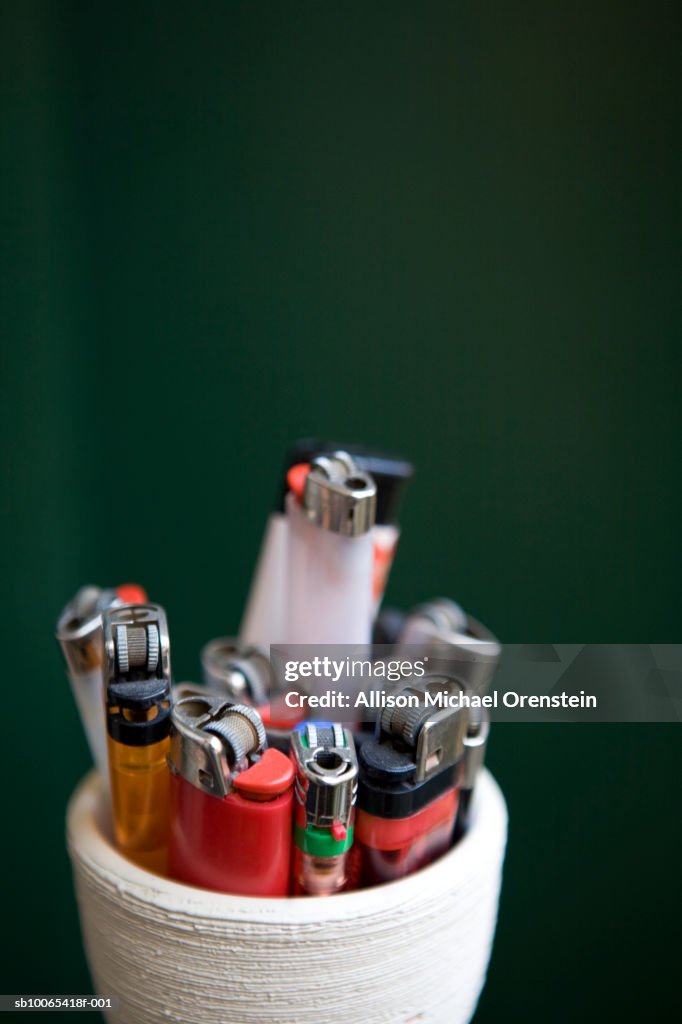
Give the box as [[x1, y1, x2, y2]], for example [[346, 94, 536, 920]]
[[56, 442, 501, 898]]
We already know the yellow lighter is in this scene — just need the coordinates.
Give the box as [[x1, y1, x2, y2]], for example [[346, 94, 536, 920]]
[[102, 603, 172, 874]]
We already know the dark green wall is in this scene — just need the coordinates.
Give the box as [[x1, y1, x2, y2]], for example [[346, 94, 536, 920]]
[[1, 2, 680, 1020]]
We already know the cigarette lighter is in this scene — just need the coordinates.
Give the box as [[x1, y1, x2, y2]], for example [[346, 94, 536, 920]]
[[397, 599, 501, 697], [280, 440, 413, 615], [285, 451, 377, 645], [350, 677, 467, 887], [200, 636, 271, 705], [103, 603, 171, 874], [290, 722, 358, 896], [453, 706, 490, 841], [200, 636, 302, 752], [168, 695, 294, 895], [56, 583, 148, 779]]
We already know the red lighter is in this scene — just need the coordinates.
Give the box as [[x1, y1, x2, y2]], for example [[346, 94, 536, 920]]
[[350, 677, 467, 887], [168, 695, 294, 896]]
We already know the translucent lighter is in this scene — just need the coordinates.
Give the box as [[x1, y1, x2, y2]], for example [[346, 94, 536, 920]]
[[103, 603, 172, 874], [285, 452, 377, 645]]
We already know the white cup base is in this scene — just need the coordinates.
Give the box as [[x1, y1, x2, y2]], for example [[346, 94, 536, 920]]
[[67, 769, 508, 1024]]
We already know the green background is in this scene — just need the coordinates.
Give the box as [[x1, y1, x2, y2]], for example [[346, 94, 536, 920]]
[[1, 1, 680, 1020]]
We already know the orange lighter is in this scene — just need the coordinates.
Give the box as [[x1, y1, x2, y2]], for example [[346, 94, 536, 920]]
[[102, 603, 172, 874]]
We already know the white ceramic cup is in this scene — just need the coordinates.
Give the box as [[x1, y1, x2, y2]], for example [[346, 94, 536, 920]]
[[67, 770, 507, 1024]]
